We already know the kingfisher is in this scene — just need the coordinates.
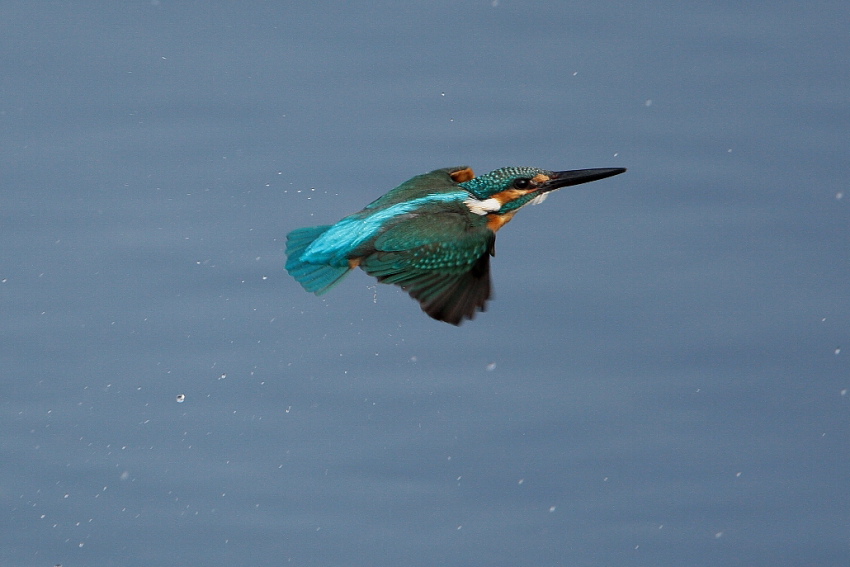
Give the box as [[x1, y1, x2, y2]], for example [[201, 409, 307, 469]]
[[286, 165, 625, 325]]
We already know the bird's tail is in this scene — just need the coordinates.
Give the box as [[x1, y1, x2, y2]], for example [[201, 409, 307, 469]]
[[285, 225, 352, 295]]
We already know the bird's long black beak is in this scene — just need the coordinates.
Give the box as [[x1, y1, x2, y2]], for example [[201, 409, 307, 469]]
[[540, 168, 626, 193]]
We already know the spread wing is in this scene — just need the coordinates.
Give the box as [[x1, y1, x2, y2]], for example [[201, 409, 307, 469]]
[[359, 212, 495, 325]]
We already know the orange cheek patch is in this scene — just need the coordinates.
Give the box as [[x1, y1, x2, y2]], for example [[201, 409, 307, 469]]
[[450, 167, 476, 183], [492, 188, 535, 204], [532, 174, 550, 184]]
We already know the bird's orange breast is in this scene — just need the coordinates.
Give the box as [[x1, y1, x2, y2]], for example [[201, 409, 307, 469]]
[[486, 211, 517, 232]]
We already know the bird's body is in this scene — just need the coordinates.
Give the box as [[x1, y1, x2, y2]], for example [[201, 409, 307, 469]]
[[286, 165, 625, 324]]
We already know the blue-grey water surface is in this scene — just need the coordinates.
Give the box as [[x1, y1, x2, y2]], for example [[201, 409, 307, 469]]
[[2, 2, 849, 566]]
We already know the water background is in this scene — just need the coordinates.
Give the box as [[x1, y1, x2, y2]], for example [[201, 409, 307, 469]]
[[2, 2, 849, 565]]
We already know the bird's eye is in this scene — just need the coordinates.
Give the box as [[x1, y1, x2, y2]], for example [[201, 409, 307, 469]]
[[513, 178, 531, 189]]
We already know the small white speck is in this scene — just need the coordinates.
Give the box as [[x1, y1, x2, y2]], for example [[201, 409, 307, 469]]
[[176, 394, 185, 403], [834, 348, 841, 355], [485, 362, 497, 371], [549, 506, 556, 513], [645, 99, 653, 107], [836, 192, 844, 200], [715, 531, 723, 539], [518, 478, 524, 485], [735, 471, 742, 477], [219, 373, 227, 380], [840, 389, 847, 396]]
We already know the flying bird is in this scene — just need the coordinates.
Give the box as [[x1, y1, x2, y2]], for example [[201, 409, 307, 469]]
[[286, 165, 625, 325]]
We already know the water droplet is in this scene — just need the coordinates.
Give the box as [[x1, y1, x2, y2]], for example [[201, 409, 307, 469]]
[[176, 394, 186, 403]]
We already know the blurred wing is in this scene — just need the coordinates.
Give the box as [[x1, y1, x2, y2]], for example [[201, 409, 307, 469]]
[[360, 212, 495, 325]]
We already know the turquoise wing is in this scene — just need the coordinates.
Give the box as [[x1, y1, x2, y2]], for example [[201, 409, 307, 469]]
[[360, 212, 495, 325]]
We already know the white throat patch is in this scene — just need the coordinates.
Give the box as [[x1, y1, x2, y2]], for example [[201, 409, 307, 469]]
[[527, 192, 549, 206], [463, 196, 502, 216]]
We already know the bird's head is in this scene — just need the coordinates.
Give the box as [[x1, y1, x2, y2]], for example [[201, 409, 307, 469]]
[[458, 166, 626, 215]]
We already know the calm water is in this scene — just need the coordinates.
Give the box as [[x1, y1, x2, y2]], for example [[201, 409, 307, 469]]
[[2, 2, 849, 566]]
